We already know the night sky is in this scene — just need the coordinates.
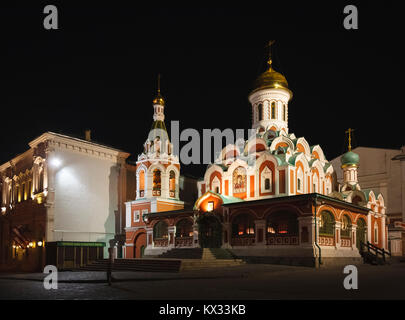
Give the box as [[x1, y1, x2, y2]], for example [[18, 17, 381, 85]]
[[1, 2, 401, 178]]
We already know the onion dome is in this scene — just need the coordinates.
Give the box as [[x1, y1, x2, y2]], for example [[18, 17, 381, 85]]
[[341, 151, 360, 167], [250, 59, 292, 97], [153, 92, 165, 106]]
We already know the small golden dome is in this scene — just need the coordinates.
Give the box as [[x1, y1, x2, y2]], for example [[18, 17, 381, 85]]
[[153, 92, 165, 106], [250, 60, 292, 97]]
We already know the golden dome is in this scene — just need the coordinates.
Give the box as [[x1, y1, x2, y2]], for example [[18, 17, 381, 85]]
[[153, 92, 165, 106], [250, 60, 292, 97]]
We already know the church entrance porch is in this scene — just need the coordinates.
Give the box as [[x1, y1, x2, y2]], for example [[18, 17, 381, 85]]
[[198, 214, 222, 248]]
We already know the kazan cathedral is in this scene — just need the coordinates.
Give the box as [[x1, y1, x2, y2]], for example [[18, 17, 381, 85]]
[[124, 47, 388, 267]]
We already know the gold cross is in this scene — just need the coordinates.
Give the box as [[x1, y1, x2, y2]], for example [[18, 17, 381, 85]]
[[157, 74, 161, 94], [266, 40, 276, 70], [345, 128, 355, 151]]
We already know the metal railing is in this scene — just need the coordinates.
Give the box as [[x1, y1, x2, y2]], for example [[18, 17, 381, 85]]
[[360, 241, 391, 263]]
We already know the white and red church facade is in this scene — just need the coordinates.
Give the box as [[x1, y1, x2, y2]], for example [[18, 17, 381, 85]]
[[123, 52, 389, 266]]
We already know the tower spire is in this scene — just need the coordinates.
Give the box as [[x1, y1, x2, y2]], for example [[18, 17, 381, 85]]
[[266, 40, 275, 71], [345, 128, 355, 151], [153, 73, 165, 106]]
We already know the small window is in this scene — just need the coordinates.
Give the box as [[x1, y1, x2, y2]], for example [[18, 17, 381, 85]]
[[264, 178, 270, 191], [271, 102, 276, 119], [258, 104, 263, 121], [374, 224, 378, 244], [207, 201, 214, 212], [283, 104, 286, 121], [133, 210, 140, 222], [297, 178, 301, 191], [215, 187, 219, 193], [142, 209, 148, 222]]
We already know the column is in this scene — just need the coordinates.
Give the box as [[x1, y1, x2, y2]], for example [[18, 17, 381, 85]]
[[44, 148, 55, 242], [222, 222, 231, 248], [146, 227, 153, 248], [351, 225, 357, 251], [168, 226, 175, 248], [381, 215, 387, 250], [335, 221, 341, 249], [297, 216, 313, 247], [254, 219, 266, 246], [192, 222, 200, 248]]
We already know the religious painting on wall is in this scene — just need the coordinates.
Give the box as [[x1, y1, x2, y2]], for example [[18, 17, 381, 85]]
[[233, 166, 247, 194]]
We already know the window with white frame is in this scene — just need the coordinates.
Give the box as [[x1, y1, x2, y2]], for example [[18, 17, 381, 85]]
[[211, 176, 220, 193], [133, 210, 140, 222], [142, 209, 148, 222], [313, 174, 319, 193], [297, 167, 304, 193], [261, 166, 272, 192], [374, 223, 378, 244]]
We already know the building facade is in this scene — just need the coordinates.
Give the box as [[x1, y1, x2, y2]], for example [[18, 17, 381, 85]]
[[128, 48, 389, 266], [0, 131, 130, 271], [331, 146, 405, 256]]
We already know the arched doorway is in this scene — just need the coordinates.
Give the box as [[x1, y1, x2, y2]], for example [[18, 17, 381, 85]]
[[175, 218, 193, 247], [198, 214, 222, 248], [153, 221, 169, 247], [134, 232, 146, 258], [356, 218, 367, 250]]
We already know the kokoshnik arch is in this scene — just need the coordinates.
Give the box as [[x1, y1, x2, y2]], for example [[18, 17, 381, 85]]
[[124, 44, 388, 267]]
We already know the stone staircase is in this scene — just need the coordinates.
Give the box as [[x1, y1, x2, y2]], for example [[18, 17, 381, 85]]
[[81, 249, 244, 273], [158, 248, 203, 259], [80, 258, 181, 273], [160, 248, 245, 271]]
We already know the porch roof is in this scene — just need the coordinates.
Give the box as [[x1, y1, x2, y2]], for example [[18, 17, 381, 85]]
[[221, 193, 370, 214]]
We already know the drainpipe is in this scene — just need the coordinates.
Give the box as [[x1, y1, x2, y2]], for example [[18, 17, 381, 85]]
[[313, 195, 322, 267]]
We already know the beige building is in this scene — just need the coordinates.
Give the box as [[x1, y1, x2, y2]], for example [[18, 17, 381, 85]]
[[331, 146, 405, 256]]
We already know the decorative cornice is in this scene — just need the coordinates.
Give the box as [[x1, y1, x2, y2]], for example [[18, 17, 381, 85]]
[[29, 132, 131, 163]]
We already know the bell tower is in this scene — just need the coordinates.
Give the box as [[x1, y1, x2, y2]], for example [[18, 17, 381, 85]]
[[340, 128, 361, 192], [248, 41, 292, 133]]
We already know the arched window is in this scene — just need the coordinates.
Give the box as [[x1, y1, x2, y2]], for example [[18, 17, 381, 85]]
[[374, 223, 378, 244], [258, 104, 263, 121], [232, 214, 255, 236], [138, 170, 145, 197], [153, 221, 168, 239], [341, 215, 352, 238], [211, 176, 220, 194], [297, 167, 304, 193], [169, 170, 176, 197], [319, 211, 335, 236], [265, 178, 270, 190], [356, 218, 367, 249], [283, 104, 286, 121], [260, 166, 272, 192], [38, 167, 44, 192], [152, 169, 161, 196], [266, 211, 298, 236], [313, 174, 319, 193], [176, 219, 193, 238], [271, 102, 276, 119]]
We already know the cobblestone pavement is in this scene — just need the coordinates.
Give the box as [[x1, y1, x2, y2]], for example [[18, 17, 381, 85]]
[[0, 263, 404, 300]]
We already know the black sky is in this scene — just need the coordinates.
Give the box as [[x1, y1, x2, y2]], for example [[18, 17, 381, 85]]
[[0, 2, 401, 178]]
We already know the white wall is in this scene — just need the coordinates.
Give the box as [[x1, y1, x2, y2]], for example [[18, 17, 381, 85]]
[[52, 148, 119, 256]]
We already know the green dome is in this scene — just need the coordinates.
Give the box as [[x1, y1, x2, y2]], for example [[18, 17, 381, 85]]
[[341, 151, 359, 167]]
